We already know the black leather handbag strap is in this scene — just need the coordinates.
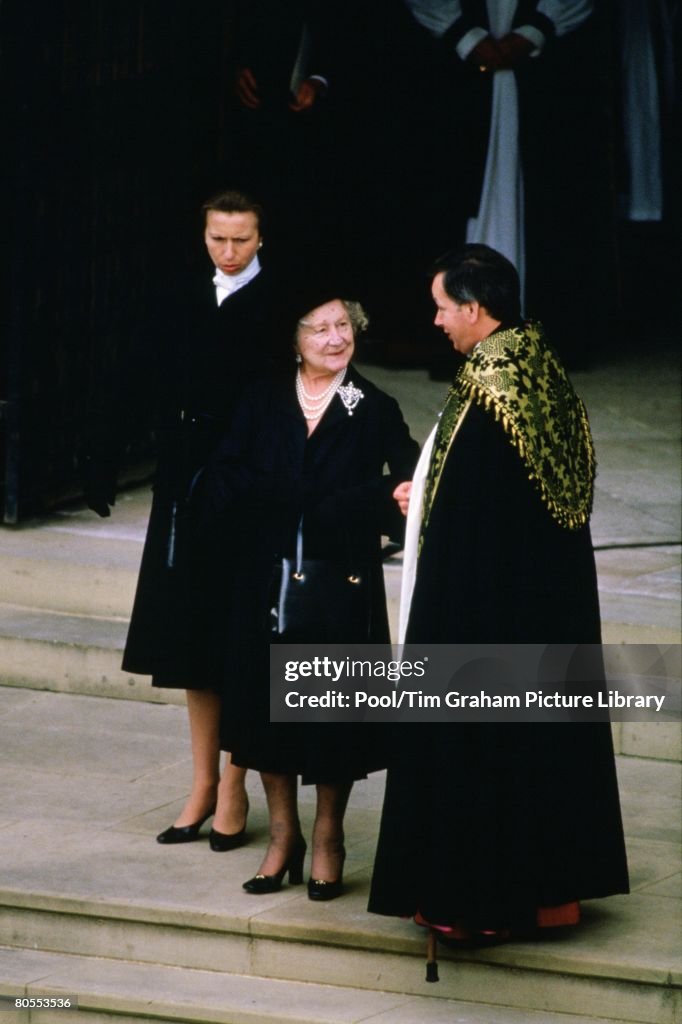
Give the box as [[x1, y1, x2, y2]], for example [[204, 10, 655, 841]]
[[294, 513, 364, 574], [293, 516, 304, 577]]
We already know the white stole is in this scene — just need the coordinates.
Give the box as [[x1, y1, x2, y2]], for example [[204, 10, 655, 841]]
[[398, 424, 438, 643], [465, 0, 525, 305]]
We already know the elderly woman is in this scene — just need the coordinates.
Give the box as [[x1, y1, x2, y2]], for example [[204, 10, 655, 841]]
[[197, 286, 419, 898]]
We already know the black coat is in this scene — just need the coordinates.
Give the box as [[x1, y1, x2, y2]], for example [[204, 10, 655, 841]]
[[195, 365, 419, 781], [122, 267, 279, 683], [369, 401, 629, 928]]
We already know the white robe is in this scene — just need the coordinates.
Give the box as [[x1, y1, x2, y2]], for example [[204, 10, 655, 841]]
[[398, 424, 437, 642], [405, 0, 593, 307]]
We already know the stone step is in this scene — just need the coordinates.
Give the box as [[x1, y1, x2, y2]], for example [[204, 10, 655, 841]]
[[0, 689, 679, 1023], [0, 603, 180, 705], [0, 602, 679, 761], [1, 946, 629, 1024], [0, 497, 401, 624], [1, 489, 679, 763], [1, 874, 679, 1023], [0, 512, 145, 620], [0, 549, 137, 620]]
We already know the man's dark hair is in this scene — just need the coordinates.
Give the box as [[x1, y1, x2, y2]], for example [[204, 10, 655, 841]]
[[432, 243, 521, 323], [201, 189, 265, 232]]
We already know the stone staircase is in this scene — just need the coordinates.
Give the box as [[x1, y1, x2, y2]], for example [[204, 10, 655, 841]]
[[1, 342, 681, 1022], [1, 819, 679, 1024], [1, 488, 680, 763], [2, 947, 654, 1024], [0, 683, 680, 1024], [0, 489, 183, 706]]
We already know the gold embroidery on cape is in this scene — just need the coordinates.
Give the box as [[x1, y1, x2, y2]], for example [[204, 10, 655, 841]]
[[420, 395, 471, 550], [421, 322, 595, 543]]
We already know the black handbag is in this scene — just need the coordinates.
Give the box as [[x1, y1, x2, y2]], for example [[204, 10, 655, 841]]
[[270, 519, 371, 643]]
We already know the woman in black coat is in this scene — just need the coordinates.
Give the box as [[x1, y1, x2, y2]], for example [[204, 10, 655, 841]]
[[197, 287, 419, 898], [123, 189, 279, 850]]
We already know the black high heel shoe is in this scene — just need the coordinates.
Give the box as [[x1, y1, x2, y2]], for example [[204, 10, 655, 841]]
[[209, 798, 249, 852], [242, 837, 307, 894], [307, 847, 346, 901], [156, 807, 215, 845]]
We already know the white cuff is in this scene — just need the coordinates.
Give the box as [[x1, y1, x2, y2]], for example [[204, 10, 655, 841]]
[[513, 25, 546, 56], [456, 27, 489, 61]]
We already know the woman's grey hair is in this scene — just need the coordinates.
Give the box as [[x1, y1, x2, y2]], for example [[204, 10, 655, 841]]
[[341, 299, 369, 335], [297, 299, 369, 339]]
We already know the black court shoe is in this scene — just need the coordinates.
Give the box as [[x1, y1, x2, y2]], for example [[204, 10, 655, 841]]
[[209, 824, 247, 852], [242, 838, 307, 894], [156, 807, 215, 845], [209, 799, 249, 851]]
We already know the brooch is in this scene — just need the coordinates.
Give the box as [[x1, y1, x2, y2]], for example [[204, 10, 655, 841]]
[[338, 380, 364, 416]]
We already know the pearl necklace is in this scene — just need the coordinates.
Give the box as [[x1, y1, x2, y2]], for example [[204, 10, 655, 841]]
[[295, 368, 346, 420]]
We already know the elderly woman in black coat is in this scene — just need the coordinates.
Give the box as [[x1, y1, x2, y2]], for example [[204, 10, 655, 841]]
[[197, 287, 419, 898]]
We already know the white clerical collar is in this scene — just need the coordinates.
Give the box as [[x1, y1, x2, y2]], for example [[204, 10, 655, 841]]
[[213, 254, 261, 306]]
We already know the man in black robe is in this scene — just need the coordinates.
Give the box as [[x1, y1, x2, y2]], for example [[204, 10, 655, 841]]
[[369, 244, 629, 948]]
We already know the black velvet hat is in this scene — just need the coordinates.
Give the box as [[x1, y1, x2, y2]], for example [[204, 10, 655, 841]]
[[285, 265, 364, 330]]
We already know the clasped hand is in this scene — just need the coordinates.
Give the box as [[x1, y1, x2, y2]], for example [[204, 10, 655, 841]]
[[470, 32, 534, 72], [235, 67, 325, 112]]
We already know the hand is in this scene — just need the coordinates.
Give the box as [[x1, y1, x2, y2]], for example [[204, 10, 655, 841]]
[[289, 77, 326, 112], [496, 32, 535, 69], [469, 36, 505, 72], [393, 480, 412, 517], [235, 66, 261, 109]]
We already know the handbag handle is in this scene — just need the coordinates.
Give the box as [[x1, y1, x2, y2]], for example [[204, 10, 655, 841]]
[[292, 515, 361, 586], [293, 517, 305, 579]]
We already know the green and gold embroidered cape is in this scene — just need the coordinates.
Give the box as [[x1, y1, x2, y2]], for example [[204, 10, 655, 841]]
[[421, 322, 595, 538]]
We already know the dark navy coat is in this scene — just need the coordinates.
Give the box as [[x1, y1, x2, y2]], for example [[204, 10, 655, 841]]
[[195, 365, 419, 780], [122, 268, 278, 684]]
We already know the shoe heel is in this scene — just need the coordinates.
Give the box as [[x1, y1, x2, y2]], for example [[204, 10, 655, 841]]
[[288, 842, 306, 885]]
